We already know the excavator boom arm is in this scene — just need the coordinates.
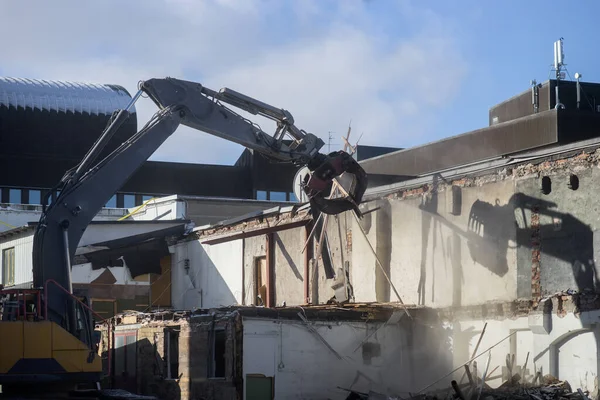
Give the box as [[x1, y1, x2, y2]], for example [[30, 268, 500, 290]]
[[32, 76, 367, 339]]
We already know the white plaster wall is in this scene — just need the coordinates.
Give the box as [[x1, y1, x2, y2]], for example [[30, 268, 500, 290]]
[[242, 311, 600, 399], [351, 212, 377, 303], [127, 195, 186, 221], [0, 233, 33, 286], [453, 311, 599, 395], [0, 205, 125, 233], [242, 315, 454, 399], [78, 221, 185, 247], [171, 239, 243, 310]]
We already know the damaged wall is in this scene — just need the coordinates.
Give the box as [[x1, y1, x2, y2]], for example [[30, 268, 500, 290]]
[[108, 311, 242, 400], [355, 178, 519, 308], [172, 239, 243, 310], [240, 310, 456, 399], [350, 149, 600, 308]]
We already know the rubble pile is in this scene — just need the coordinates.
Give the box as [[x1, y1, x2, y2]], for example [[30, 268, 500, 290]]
[[439, 375, 593, 400], [470, 380, 589, 400]]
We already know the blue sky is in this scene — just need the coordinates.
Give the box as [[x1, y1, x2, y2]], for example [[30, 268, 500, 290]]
[[1, 0, 598, 165]]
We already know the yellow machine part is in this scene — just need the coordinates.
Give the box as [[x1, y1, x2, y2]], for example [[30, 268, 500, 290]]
[[0, 320, 102, 376]]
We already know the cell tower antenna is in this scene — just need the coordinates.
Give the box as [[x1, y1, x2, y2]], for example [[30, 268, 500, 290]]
[[552, 37, 566, 109]]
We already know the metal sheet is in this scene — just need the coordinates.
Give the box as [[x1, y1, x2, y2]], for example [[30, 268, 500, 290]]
[[0, 76, 134, 115]]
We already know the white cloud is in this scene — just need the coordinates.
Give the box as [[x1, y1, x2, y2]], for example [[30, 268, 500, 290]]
[[0, 0, 467, 164]]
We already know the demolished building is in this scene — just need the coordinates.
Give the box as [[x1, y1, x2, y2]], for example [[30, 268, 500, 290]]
[[95, 77, 600, 399]]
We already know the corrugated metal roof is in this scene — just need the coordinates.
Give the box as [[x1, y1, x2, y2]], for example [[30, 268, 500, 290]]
[[0, 76, 134, 115]]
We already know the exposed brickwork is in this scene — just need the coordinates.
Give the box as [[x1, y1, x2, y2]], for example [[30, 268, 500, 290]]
[[105, 311, 242, 400], [380, 147, 600, 203], [530, 205, 542, 305]]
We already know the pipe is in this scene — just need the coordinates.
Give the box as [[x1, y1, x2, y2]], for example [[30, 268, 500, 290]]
[[304, 224, 311, 304], [73, 89, 142, 179]]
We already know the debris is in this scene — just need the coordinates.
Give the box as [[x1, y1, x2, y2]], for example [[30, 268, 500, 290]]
[[340, 388, 401, 400]]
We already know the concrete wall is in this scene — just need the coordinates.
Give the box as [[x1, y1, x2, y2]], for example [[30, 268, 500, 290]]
[[514, 168, 600, 297], [273, 228, 305, 306], [372, 178, 518, 308], [172, 239, 243, 310]]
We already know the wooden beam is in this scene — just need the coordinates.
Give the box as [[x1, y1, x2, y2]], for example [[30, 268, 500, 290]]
[[265, 232, 275, 308], [201, 220, 310, 245], [304, 222, 313, 304]]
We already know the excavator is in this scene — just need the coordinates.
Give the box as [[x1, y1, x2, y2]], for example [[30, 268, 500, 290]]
[[0, 77, 368, 397]]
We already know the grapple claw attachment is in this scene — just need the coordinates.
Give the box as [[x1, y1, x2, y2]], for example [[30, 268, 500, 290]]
[[303, 151, 368, 216]]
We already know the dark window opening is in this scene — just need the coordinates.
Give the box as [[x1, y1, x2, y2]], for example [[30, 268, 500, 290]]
[[166, 329, 179, 379], [211, 329, 226, 378], [541, 176, 552, 195], [569, 174, 579, 190]]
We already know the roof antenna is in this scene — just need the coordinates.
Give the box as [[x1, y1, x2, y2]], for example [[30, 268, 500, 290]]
[[552, 37, 566, 110], [530, 79, 541, 113]]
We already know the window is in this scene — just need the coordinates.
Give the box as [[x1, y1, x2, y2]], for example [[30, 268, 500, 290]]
[[165, 328, 179, 379], [210, 329, 226, 378], [105, 195, 117, 208], [9, 189, 21, 204], [269, 191, 287, 201], [256, 190, 267, 200], [2, 247, 15, 286], [289, 192, 298, 202], [142, 195, 153, 202], [29, 190, 41, 205], [123, 194, 136, 208], [254, 256, 267, 306], [114, 331, 137, 381]]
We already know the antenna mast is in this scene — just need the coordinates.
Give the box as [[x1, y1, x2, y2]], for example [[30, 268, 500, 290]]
[[553, 37, 566, 109]]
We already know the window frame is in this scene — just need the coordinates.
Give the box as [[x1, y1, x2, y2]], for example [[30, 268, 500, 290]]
[[2, 247, 16, 287]]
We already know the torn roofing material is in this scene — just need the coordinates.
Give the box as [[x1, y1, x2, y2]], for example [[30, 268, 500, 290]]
[[0, 76, 135, 115], [190, 203, 312, 244], [74, 221, 192, 277], [111, 302, 420, 325]]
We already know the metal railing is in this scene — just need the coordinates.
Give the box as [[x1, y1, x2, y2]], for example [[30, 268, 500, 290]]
[[43, 279, 113, 378]]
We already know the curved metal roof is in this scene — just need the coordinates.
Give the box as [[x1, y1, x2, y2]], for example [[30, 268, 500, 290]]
[[0, 76, 135, 115]]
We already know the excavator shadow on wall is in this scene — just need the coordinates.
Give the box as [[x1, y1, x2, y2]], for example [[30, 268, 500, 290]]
[[463, 192, 598, 293], [417, 172, 599, 299]]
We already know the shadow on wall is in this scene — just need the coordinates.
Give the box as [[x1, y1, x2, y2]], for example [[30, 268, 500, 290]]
[[109, 335, 182, 400], [466, 192, 599, 293], [411, 172, 599, 306], [177, 241, 239, 310]]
